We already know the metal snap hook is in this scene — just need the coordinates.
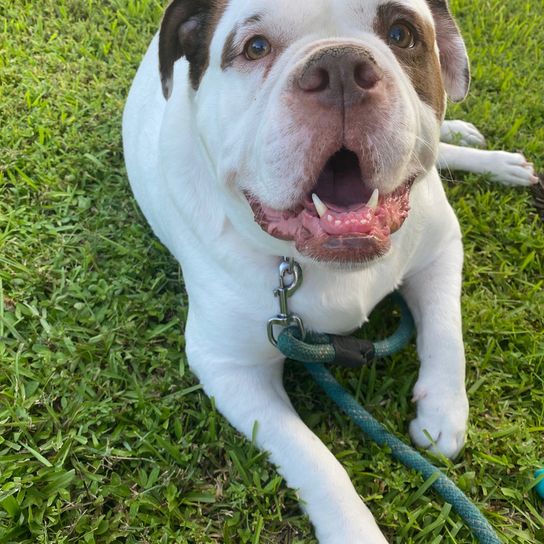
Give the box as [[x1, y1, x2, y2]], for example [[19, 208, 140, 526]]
[[267, 258, 305, 346]]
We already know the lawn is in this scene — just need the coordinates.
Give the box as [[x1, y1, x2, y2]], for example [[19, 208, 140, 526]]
[[0, 0, 543, 542]]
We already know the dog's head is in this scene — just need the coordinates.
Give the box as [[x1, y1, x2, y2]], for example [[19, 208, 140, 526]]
[[159, 0, 469, 264]]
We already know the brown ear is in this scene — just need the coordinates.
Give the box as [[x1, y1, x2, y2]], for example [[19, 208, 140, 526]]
[[427, 0, 470, 102], [159, 0, 221, 99]]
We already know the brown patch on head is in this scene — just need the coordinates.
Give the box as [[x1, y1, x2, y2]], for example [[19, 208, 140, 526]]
[[221, 28, 237, 69], [374, 2, 445, 118], [159, 0, 228, 98], [425, 0, 470, 101]]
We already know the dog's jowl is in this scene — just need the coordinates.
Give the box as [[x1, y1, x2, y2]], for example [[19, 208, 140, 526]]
[[123, 1, 471, 541]]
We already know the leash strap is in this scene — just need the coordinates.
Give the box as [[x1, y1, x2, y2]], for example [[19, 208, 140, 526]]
[[270, 258, 501, 543], [276, 292, 413, 368], [276, 327, 375, 368], [304, 362, 502, 544]]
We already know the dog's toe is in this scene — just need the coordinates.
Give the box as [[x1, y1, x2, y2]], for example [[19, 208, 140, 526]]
[[409, 386, 468, 460], [462, 123, 486, 147], [486, 151, 538, 186], [409, 416, 466, 460], [441, 120, 487, 147]]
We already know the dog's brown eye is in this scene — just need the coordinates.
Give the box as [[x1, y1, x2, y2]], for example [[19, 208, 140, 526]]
[[388, 23, 415, 49], [244, 36, 271, 60]]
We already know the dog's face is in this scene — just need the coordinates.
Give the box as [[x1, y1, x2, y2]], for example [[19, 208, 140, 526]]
[[159, 0, 469, 264]]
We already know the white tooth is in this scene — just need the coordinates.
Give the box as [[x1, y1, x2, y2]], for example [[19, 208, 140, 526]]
[[367, 188, 379, 210], [312, 193, 328, 218]]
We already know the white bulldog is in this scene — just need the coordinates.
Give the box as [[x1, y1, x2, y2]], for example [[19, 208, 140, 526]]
[[122, 0, 534, 541]]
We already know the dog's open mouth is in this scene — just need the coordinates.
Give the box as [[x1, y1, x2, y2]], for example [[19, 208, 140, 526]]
[[246, 148, 414, 262]]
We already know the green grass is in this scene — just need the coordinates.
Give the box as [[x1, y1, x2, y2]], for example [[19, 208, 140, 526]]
[[0, 0, 543, 542]]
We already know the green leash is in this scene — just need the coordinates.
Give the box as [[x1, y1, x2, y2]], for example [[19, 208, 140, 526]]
[[269, 259, 501, 543]]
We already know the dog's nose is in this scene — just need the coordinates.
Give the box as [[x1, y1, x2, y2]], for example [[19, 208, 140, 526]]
[[297, 46, 383, 106]]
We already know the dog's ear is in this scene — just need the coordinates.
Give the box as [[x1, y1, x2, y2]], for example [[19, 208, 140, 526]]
[[427, 0, 470, 102], [159, 0, 220, 99]]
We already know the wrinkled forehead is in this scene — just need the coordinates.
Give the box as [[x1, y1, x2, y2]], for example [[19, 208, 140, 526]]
[[214, 0, 435, 42]]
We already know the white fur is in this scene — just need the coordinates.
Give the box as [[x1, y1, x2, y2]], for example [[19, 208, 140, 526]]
[[123, 2, 475, 540], [439, 120, 537, 186], [441, 119, 486, 147]]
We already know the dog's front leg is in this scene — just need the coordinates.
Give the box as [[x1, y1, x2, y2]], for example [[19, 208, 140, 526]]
[[400, 237, 469, 459], [189, 351, 388, 544], [437, 142, 537, 186]]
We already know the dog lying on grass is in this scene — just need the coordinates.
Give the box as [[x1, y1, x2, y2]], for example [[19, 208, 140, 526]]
[[123, 0, 536, 541]]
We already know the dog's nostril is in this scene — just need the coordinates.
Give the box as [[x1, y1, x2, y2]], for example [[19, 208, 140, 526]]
[[354, 61, 383, 90], [299, 68, 330, 92]]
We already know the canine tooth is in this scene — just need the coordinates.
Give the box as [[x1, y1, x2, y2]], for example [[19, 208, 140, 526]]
[[367, 188, 379, 210], [312, 193, 328, 218]]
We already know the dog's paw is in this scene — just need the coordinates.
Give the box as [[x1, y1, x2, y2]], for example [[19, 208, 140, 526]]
[[409, 385, 469, 459], [483, 151, 539, 186], [315, 504, 389, 544], [318, 524, 389, 544], [440, 120, 486, 147]]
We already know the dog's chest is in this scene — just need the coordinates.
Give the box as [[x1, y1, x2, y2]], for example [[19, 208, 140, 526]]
[[286, 261, 404, 335]]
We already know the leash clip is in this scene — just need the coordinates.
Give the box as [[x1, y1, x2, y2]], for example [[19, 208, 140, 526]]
[[267, 258, 305, 347]]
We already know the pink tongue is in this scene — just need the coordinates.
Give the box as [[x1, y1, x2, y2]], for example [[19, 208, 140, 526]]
[[314, 151, 370, 208], [320, 207, 378, 235]]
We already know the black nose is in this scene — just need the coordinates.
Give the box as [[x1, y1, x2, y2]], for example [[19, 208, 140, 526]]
[[297, 46, 383, 106]]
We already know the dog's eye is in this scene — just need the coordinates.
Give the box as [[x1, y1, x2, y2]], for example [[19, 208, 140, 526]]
[[244, 36, 272, 60], [388, 23, 415, 48]]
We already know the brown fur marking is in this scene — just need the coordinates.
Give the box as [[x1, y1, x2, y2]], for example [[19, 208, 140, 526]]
[[159, 0, 228, 94], [426, 0, 470, 100], [374, 2, 445, 118], [221, 28, 237, 69]]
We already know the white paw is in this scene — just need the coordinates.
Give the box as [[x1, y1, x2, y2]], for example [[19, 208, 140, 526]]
[[409, 385, 469, 460], [440, 120, 486, 147], [319, 528, 389, 544], [483, 151, 538, 187], [315, 506, 389, 544]]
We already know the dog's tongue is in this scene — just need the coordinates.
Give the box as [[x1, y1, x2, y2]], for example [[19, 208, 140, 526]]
[[314, 149, 372, 210]]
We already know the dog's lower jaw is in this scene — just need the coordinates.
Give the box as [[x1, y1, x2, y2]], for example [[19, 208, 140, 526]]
[[246, 178, 414, 264]]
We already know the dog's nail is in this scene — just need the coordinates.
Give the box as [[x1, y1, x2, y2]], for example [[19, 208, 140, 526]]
[[312, 193, 328, 218], [367, 188, 379, 210]]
